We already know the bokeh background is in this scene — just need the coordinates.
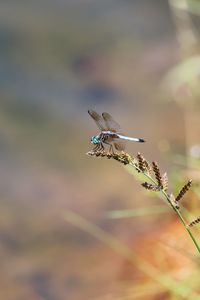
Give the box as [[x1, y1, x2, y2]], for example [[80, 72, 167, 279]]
[[1, 0, 200, 299]]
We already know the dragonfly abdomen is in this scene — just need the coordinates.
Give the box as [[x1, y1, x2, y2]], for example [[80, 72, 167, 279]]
[[117, 134, 145, 143]]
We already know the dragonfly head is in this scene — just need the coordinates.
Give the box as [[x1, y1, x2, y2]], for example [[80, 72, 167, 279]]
[[91, 135, 100, 145]]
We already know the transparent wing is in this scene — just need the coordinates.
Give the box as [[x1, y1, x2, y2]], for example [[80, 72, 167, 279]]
[[88, 110, 107, 130], [114, 140, 126, 151], [102, 112, 121, 132]]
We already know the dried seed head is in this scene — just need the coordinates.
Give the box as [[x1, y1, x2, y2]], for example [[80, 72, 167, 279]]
[[86, 149, 106, 157], [143, 160, 153, 175], [112, 152, 132, 165], [86, 150, 96, 156], [161, 172, 168, 192], [87, 149, 133, 165], [136, 153, 152, 174], [141, 182, 160, 191], [152, 161, 163, 188], [188, 216, 200, 227], [175, 180, 192, 204], [137, 152, 147, 172]]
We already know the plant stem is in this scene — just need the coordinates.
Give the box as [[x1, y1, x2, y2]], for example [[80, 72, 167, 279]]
[[130, 161, 200, 254], [87, 150, 200, 255]]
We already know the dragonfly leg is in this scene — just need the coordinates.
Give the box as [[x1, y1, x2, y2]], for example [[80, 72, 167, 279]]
[[110, 144, 114, 154], [100, 143, 105, 152], [103, 141, 114, 154], [93, 144, 99, 152], [93, 143, 104, 152]]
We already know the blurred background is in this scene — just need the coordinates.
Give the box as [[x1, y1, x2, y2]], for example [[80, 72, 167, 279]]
[[1, 0, 200, 299]]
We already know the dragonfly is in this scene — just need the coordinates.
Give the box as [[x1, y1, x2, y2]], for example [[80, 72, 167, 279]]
[[88, 110, 145, 153]]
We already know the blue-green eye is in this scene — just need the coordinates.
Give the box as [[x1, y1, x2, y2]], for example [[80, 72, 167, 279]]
[[91, 136, 99, 145]]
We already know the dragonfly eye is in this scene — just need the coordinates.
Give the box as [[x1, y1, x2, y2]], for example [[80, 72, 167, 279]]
[[91, 136, 99, 145]]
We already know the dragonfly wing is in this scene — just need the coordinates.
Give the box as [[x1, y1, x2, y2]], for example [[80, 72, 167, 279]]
[[88, 110, 107, 130], [114, 140, 126, 151], [113, 134, 126, 151], [102, 112, 121, 132]]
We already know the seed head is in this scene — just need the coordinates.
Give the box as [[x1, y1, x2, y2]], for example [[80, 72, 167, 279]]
[[141, 182, 160, 191], [188, 216, 200, 227], [175, 180, 192, 204], [152, 161, 163, 188]]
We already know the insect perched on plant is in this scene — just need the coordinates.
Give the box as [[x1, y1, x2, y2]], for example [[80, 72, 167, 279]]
[[88, 110, 145, 153]]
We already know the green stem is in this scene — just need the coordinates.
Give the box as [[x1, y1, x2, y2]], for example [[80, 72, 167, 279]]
[[129, 161, 200, 254]]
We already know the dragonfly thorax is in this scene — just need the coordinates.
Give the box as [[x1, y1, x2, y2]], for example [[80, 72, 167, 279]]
[[91, 135, 100, 145]]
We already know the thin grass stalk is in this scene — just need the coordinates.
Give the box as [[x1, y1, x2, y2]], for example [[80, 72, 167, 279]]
[[129, 160, 200, 254], [87, 150, 200, 254]]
